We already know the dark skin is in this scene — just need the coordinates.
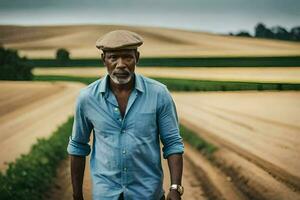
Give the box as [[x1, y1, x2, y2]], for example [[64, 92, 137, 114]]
[[70, 49, 183, 200]]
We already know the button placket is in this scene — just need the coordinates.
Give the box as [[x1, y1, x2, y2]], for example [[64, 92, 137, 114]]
[[114, 107, 123, 123]]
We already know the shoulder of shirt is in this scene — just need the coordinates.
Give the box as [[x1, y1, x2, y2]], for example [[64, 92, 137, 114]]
[[77, 78, 102, 100], [138, 74, 168, 93]]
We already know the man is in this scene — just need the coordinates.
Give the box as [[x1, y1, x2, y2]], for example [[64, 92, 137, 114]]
[[67, 30, 184, 200]]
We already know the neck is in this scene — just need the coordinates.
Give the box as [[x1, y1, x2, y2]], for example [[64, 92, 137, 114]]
[[109, 74, 135, 93]]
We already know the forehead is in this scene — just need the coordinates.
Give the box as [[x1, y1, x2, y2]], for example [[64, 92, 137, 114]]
[[104, 49, 136, 56]]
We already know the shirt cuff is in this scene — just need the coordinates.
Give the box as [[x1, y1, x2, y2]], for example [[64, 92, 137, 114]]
[[67, 136, 91, 156], [163, 144, 184, 159]]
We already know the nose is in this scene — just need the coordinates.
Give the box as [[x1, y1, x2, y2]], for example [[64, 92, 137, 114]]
[[116, 58, 126, 69]]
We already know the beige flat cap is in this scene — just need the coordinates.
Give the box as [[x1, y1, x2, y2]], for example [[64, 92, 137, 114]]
[[96, 30, 144, 51]]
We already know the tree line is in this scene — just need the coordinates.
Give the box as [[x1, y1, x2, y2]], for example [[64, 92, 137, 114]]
[[0, 47, 71, 80], [0, 46, 33, 80], [229, 23, 300, 42]]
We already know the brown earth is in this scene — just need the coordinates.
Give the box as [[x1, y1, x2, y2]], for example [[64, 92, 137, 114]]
[[0, 81, 85, 171], [46, 148, 208, 200], [173, 91, 300, 191], [33, 67, 300, 83], [1, 25, 300, 58]]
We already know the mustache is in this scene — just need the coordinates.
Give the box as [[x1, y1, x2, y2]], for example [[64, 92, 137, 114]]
[[112, 68, 131, 75]]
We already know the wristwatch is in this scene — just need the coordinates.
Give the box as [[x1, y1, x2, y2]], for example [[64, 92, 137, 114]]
[[169, 184, 184, 196]]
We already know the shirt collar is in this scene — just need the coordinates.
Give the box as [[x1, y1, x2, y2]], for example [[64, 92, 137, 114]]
[[99, 73, 144, 95]]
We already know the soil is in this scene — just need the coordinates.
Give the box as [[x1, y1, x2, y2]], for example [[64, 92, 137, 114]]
[[0, 81, 85, 171]]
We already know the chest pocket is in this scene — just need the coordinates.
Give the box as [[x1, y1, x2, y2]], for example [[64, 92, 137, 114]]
[[135, 112, 157, 137]]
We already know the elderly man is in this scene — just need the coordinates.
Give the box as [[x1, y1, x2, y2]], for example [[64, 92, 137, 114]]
[[67, 30, 184, 200]]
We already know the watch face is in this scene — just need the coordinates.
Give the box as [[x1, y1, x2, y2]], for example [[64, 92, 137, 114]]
[[170, 185, 184, 195]]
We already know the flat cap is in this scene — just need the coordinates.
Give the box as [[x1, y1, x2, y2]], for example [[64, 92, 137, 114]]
[[96, 30, 143, 51]]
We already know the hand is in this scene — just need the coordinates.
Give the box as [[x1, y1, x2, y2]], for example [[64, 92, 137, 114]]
[[167, 190, 181, 200]]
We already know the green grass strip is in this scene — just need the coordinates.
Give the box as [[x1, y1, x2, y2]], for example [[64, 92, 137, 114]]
[[26, 56, 300, 67], [180, 124, 217, 156], [34, 75, 300, 91], [34, 75, 97, 85], [0, 117, 74, 200]]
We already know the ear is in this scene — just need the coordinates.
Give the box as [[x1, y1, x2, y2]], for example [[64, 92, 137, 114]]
[[135, 51, 140, 64], [101, 53, 105, 65]]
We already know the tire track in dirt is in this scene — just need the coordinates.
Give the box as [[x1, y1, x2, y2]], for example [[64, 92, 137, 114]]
[[173, 91, 300, 190], [183, 105, 300, 189], [180, 119, 300, 200]]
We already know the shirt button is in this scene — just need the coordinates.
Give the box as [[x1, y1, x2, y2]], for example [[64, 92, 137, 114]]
[[118, 118, 122, 122], [122, 130, 126, 134], [114, 107, 119, 112], [122, 150, 126, 154], [123, 167, 127, 171]]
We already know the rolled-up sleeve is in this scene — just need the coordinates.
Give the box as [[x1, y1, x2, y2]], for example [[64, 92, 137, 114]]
[[157, 87, 184, 159], [67, 91, 93, 156]]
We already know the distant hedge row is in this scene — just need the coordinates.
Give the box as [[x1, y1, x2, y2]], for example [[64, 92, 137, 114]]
[[0, 117, 73, 200], [25, 56, 300, 67], [0, 47, 33, 80], [33, 75, 300, 91], [153, 77, 300, 91], [230, 23, 300, 42]]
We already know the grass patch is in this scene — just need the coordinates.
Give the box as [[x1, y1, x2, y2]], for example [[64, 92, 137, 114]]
[[34, 75, 300, 91], [180, 124, 217, 156], [26, 56, 300, 67], [34, 75, 97, 85], [0, 117, 74, 200]]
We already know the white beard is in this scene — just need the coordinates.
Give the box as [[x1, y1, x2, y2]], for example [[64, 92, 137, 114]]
[[109, 68, 134, 85]]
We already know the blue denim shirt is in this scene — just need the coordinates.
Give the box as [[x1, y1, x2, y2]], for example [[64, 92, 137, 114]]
[[67, 73, 184, 200]]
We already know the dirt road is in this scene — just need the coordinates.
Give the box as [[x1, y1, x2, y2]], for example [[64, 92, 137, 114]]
[[47, 150, 208, 200], [0, 81, 85, 171]]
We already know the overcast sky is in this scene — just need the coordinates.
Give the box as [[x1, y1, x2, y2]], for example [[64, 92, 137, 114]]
[[0, 0, 299, 34]]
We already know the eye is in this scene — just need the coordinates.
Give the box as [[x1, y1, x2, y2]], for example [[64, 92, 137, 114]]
[[124, 55, 134, 61], [109, 55, 118, 60]]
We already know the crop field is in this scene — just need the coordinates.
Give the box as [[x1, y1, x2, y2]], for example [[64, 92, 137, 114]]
[[1, 24, 300, 200], [173, 91, 300, 196], [0, 81, 85, 171], [33, 66, 300, 83], [1, 25, 300, 58], [1, 80, 299, 199]]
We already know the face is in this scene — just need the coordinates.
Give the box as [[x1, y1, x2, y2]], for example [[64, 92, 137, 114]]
[[102, 49, 139, 85]]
